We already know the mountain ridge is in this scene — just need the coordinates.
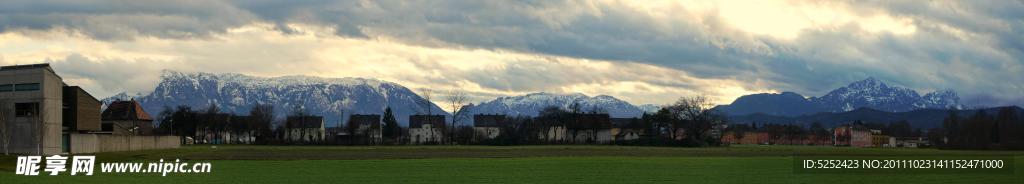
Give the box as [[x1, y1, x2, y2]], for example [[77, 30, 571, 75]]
[[103, 70, 448, 127], [465, 92, 646, 118], [714, 77, 962, 117]]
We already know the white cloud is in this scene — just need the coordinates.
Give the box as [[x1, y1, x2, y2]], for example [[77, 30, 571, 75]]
[[0, 23, 772, 105]]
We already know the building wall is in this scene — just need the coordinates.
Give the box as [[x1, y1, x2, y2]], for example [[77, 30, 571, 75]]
[[64, 87, 101, 131], [539, 126, 567, 142], [102, 120, 155, 135], [409, 124, 443, 144], [872, 135, 891, 147], [68, 134, 180, 154], [569, 129, 611, 144], [285, 128, 326, 142], [0, 67, 63, 155], [851, 130, 873, 147], [473, 127, 500, 140]]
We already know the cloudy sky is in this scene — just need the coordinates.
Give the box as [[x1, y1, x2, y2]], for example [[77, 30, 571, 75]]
[[0, 0, 1022, 106]]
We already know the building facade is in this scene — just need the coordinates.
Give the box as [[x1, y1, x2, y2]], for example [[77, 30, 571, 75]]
[[285, 115, 325, 143], [566, 114, 613, 144], [409, 114, 445, 144], [610, 118, 644, 142], [101, 100, 154, 135], [0, 64, 107, 155], [347, 114, 381, 144], [473, 114, 505, 140], [1, 64, 73, 155], [834, 124, 872, 147]]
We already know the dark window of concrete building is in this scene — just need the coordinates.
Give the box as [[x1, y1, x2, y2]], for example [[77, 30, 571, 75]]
[[14, 83, 40, 91], [15, 102, 39, 117], [0, 84, 11, 92]]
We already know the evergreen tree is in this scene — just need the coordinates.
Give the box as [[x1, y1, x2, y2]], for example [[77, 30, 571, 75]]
[[382, 107, 399, 140]]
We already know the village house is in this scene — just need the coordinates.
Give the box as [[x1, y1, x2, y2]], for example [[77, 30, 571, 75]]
[[192, 113, 230, 144], [101, 99, 155, 135], [409, 114, 445, 144], [285, 115, 326, 143], [610, 118, 643, 142], [347, 114, 381, 144], [539, 124, 568, 143], [870, 129, 894, 147], [834, 124, 872, 147], [566, 113, 613, 144], [473, 114, 505, 140], [893, 137, 928, 148]]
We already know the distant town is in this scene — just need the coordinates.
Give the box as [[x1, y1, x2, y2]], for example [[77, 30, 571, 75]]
[[2, 63, 1022, 156]]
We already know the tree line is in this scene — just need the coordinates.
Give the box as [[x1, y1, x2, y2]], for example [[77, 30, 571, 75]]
[[152, 96, 728, 147], [933, 107, 1024, 150]]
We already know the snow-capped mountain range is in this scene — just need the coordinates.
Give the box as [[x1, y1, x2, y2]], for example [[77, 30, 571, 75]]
[[103, 71, 659, 127], [103, 71, 447, 126], [105, 71, 953, 126], [464, 92, 648, 118], [713, 77, 962, 117]]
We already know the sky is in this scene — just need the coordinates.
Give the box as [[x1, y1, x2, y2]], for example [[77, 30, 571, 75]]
[[0, 0, 1022, 107]]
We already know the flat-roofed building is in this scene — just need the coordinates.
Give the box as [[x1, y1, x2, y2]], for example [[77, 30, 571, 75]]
[[834, 124, 872, 147], [0, 64, 105, 154]]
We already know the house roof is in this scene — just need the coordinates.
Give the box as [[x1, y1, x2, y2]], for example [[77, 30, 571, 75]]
[[568, 113, 612, 129], [101, 100, 153, 121], [286, 116, 324, 128], [473, 114, 505, 127], [610, 118, 641, 128], [410, 114, 445, 128], [348, 114, 381, 129]]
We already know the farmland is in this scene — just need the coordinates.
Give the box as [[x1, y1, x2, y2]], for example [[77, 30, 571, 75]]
[[1, 145, 1021, 183]]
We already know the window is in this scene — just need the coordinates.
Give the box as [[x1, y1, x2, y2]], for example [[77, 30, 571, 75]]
[[15, 103, 39, 117], [14, 83, 40, 91], [0, 84, 11, 92]]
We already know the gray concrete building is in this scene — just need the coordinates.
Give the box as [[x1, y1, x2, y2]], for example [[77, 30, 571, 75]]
[[0, 64, 93, 155]]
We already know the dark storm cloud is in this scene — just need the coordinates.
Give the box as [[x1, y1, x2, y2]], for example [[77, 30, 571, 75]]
[[2, 0, 1022, 106], [0, 0, 256, 40]]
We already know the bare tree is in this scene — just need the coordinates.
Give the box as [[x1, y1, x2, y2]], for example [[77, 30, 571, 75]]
[[664, 96, 724, 146], [419, 88, 433, 115], [247, 104, 275, 144], [0, 100, 11, 155], [446, 90, 469, 144], [290, 103, 309, 144]]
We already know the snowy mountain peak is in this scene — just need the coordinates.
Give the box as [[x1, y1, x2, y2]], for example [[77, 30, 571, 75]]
[[717, 77, 962, 116], [467, 92, 644, 118], [849, 77, 883, 88], [106, 71, 446, 126]]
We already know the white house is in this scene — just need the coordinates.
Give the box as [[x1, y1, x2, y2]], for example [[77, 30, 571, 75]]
[[473, 114, 505, 140], [285, 115, 325, 143], [409, 115, 444, 144], [347, 114, 381, 144]]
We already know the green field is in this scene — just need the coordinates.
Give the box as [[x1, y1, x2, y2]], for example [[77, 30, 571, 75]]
[[1, 145, 1021, 183]]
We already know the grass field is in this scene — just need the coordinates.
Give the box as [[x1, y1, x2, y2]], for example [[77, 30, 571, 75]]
[[1, 145, 1021, 183]]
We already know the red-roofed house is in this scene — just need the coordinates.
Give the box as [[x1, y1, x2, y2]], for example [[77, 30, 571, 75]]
[[101, 99, 154, 135]]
